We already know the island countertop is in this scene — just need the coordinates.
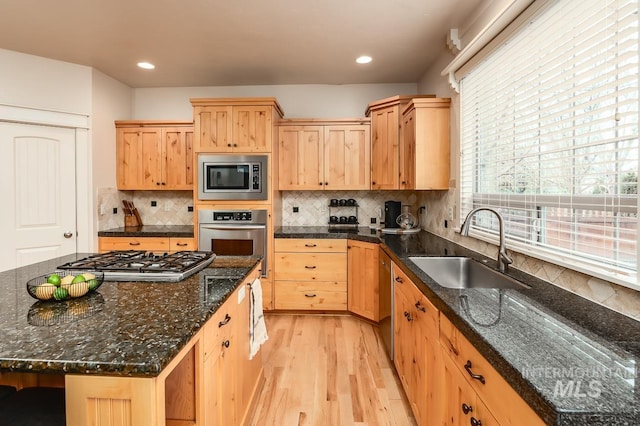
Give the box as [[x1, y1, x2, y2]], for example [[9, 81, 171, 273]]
[[0, 254, 260, 377]]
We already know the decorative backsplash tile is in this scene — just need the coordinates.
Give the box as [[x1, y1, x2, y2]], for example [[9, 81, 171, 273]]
[[97, 188, 193, 230], [281, 191, 422, 227]]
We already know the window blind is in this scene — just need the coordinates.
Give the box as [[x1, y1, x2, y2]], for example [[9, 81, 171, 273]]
[[459, 0, 639, 288]]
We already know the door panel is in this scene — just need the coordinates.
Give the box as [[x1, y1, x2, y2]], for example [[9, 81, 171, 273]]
[[0, 123, 76, 271]]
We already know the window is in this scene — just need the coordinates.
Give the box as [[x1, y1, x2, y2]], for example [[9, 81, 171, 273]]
[[459, 0, 638, 288]]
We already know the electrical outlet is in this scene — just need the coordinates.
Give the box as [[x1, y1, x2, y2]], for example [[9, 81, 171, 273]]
[[151, 201, 157, 207], [164, 203, 171, 212], [448, 206, 454, 220], [293, 207, 299, 213], [187, 206, 193, 212], [99, 204, 106, 215], [113, 207, 118, 214], [370, 218, 376, 224]]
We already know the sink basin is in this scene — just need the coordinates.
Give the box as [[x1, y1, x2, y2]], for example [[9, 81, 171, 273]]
[[408, 257, 530, 290]]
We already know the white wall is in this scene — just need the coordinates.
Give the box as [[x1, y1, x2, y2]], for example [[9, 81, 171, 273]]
[[132, 83, 418, 119], [0, 49, 91, 113]]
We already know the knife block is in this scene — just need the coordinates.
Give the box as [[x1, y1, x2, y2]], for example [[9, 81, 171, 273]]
[[124, 214, 139, 228]]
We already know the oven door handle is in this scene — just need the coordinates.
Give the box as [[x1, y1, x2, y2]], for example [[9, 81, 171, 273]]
[[200, 224, 266, 231]]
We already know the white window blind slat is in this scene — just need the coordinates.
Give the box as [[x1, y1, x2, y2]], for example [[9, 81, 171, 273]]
[[459, 0, 639, 289]]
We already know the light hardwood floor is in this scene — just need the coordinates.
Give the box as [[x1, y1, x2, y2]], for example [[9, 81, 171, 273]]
[[249, 314, 417, 426]]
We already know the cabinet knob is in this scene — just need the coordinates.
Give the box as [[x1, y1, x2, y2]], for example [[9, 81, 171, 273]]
[[404, 311, 413, 322], [222, 340, 230, 348], [395, 276, 404, 283], [415, 301, 426, 312], [462, 403, 473, 415], [156, 182, 160, 185], [227, 143, 231, 147], [304, 244, 317, 247], [319, 182, 323, 186], [372, 181, 376, 185], [233, 144, 237, 147], [325, 182, 328, 185], [470, 418, 482, 426], [161, 182, 166, 185]]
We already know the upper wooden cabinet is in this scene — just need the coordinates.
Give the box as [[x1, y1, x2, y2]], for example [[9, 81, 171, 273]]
[[278, 119, 371, 190], [192, 98, 284, 153], [366, 95, 450, 190], [116, 121, 194, 190], [401, 98, 451, 190]]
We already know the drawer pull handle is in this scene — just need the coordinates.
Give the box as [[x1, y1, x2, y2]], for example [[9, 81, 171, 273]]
[[129, 242, 141, 246], [218, 314, 231, 327], [471, 418, 482, 426], [305, 243, 317, 247], [464, 360, 486, 384], [462, 403, 473, 415], [415, 301, 426, 312], [176, 242, 188, 246], [222, 339, 230, 348], [305, 293, 317, 298], [395, 276, 404, 283], [404, 311, 413, 322], [305, 265, 317, 269]]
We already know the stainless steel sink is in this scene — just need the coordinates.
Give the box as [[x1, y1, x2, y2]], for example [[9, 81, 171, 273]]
[[408, 256, 530, 290]]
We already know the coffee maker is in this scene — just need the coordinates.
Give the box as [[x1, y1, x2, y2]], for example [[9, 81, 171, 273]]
[[384, 201, 402, 228]]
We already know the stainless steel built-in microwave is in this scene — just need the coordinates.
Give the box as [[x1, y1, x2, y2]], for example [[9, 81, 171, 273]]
[[197, 154, 267, 200]]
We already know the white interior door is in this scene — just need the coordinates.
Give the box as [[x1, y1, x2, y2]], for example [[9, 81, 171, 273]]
[[0, 122, 77, 271]]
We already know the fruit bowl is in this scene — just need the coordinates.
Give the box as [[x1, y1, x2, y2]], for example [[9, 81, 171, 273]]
[[26, 271, 104, 301]]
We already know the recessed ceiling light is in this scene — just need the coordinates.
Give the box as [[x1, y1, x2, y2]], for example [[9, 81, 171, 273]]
[[137, 62, 155, 70], [356, 55, 372, 64]]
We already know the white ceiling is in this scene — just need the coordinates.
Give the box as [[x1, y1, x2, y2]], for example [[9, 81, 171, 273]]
[[0, 0, 480, 88]]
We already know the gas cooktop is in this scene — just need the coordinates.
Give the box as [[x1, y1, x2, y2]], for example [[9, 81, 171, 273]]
[[58, 251, 216, 282]]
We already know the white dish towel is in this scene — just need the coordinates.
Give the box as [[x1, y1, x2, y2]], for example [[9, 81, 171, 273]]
[[249, 277, 268, 360]]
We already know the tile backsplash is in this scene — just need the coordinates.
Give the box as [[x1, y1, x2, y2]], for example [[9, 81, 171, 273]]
[[281, 191, 423, 227], [97, 188, 193, 230]]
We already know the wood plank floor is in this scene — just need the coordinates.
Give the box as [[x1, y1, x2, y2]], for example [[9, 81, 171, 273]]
[[249, 314, 416, 426]]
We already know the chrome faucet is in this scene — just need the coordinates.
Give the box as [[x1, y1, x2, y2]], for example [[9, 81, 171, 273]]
[[460, 207, 513, 272]]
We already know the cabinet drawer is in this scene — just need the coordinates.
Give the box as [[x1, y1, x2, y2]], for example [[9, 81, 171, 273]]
[[274, 253, 346, 281], [98, 236, 170, 252], [393, 264, 438, 335], [274, 281, 347, 310], [203, 290, 237, 360], [169, 237, 195, 251], [275, 238, 347, 253], [439, 315, 545, 426]]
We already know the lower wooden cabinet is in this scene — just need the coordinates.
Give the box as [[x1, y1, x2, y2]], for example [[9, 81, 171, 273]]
[[347, 240, 379, 321], [203, 265, 262, 426], [439, 314, 545, 426], [392, 262, 440, 426], [274, 239, 347, 310], [98, 236, 195, 253]]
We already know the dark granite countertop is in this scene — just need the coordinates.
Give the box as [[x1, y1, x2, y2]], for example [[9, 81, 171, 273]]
[[98, 225, 194, 238], [274, 226, 640, 425], [0, 254, 260, 377]]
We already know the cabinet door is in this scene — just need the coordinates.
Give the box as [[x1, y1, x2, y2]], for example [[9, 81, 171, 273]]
[[442, 351, 499, 426], [163, 127, 194, 190], [195, 106, 233, 152], [347, 240, 379, 321], [116, 127, 163, 189], [232, 106, 272, 152], [400, 108, 416, 190], [370, 106, 400, 189], [413, 293, 440, 425], [323, 125, 371, 190], [393, 276, 414, 397], [278, 126, 324, 190]]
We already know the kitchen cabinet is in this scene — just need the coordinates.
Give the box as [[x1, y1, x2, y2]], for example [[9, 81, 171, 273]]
[[98, 236, 195, 253], [401, 98, 450, 190], [392, 263, 440, 426], [366, 95, 449, 190], [278, 119, 370, 190], [274, 239, 347, 310], [192, 98, 284, 153], [116, 121, 194, 190], [203, 266, 262, 425], [347, 240, 379, 321], [440, 314, 546, 426]]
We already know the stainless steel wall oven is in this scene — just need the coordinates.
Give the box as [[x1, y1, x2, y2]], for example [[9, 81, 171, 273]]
[[198, 209, 267, 276]]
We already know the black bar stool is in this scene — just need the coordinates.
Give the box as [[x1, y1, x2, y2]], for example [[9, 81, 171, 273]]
[[0, 387, 65, 426]]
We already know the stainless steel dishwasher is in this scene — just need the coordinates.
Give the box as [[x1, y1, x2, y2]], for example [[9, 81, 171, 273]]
[[379, 250, 393, 359]]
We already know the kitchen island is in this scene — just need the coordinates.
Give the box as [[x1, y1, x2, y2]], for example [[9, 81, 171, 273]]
[[275, 227, 640, 425], [0, 253, 262, 425]]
